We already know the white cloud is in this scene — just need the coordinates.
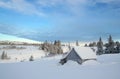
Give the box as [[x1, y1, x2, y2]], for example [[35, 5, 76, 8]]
[[0, 0, 119, 16], [38, 0, 117, 17], [36, 0, 89, 16], [36, 0, 88, 7], [94, 0, 120, 3], [36, 0, 63, 7], [0, 0, 44, 16]]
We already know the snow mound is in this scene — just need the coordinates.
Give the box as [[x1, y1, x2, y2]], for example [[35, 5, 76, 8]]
[[43, 55, 63, 60], [82, 60, 100, 65], [98, 54, 120, 63]]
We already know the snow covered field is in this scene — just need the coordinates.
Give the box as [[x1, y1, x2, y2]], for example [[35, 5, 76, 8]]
[[0, 45, 45, 63], [0, 54, 120, 79], [0, 46, 120, 79]]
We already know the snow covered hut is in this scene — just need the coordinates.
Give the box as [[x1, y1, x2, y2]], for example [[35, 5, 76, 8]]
[[60, 47, 97, 65]]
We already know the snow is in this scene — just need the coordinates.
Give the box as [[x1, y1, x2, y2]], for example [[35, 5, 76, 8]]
[[0, 54, 120, 79], [0, 45, 45, 63], [64, 60, 80, 66], [74, 46, 97, 59], [82, 60, 100, 65], [62, 46, 70, 53], [62, 41, 88, 47], [97, 54, 120, 64], [0, 45, 120, 79], [0, 33, 41, 43]]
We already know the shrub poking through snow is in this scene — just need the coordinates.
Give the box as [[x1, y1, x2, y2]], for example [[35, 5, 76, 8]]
[[29, 55, 34, 61], [1, 51, 9, 60]]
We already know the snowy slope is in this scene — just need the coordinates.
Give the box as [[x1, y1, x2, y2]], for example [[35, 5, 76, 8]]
[[0, 40, 120, 79], [0, 54, 120, 79], [0, 33, 41, 43], [0, 45, 46, 63]]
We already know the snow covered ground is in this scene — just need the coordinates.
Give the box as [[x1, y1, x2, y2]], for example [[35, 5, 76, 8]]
[[0, 45, 120, 79], [0, 45, 45, 63], [0, 33, 41, 43], [0, 54, 120, 79]]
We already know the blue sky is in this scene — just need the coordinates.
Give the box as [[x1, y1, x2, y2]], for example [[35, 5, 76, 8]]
[[0, 0, 120, 42]]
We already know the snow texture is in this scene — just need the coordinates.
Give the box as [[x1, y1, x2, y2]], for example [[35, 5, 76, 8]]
[[0, 33, 41, 43], [0, 54, 120, 79], [0, 45, 45, 63], [73, 46, 97, 59], [0, 45, 120, 79]]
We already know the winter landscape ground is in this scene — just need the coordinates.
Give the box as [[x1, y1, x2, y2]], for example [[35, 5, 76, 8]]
[[0, 41, 120, 79], [0, 52, 120, 79]]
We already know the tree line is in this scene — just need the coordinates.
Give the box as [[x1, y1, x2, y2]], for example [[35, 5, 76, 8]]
[[85, 35, 120, 55]]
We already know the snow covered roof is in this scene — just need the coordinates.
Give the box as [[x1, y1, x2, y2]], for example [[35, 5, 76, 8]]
[[71, 46, 97, 59]]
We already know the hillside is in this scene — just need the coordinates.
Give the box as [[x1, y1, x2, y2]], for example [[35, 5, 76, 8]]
[[0, 53, 120, 79], [0, 33, 41, 44]]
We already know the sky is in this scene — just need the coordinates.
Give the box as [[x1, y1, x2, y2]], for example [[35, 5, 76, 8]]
[[0, 0, 120, 42]]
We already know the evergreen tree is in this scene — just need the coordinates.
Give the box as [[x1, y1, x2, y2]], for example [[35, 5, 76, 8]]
[[84, 44, 87, 47], [116, 41, 120, 53], [93, 42, 97, 46], [107, 35, 115, 53], [97, 37, 103, 55], [89, 42, 96, 47], [1, 51, 8, 59], [104, 35, 115, 53], [108, 35, 112, 43], [54, 40, 57, 45], [108, 35, 114, 47]]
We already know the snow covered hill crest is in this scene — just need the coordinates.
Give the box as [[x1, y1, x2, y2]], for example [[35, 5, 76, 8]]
[[0, 33, 41, 44]]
